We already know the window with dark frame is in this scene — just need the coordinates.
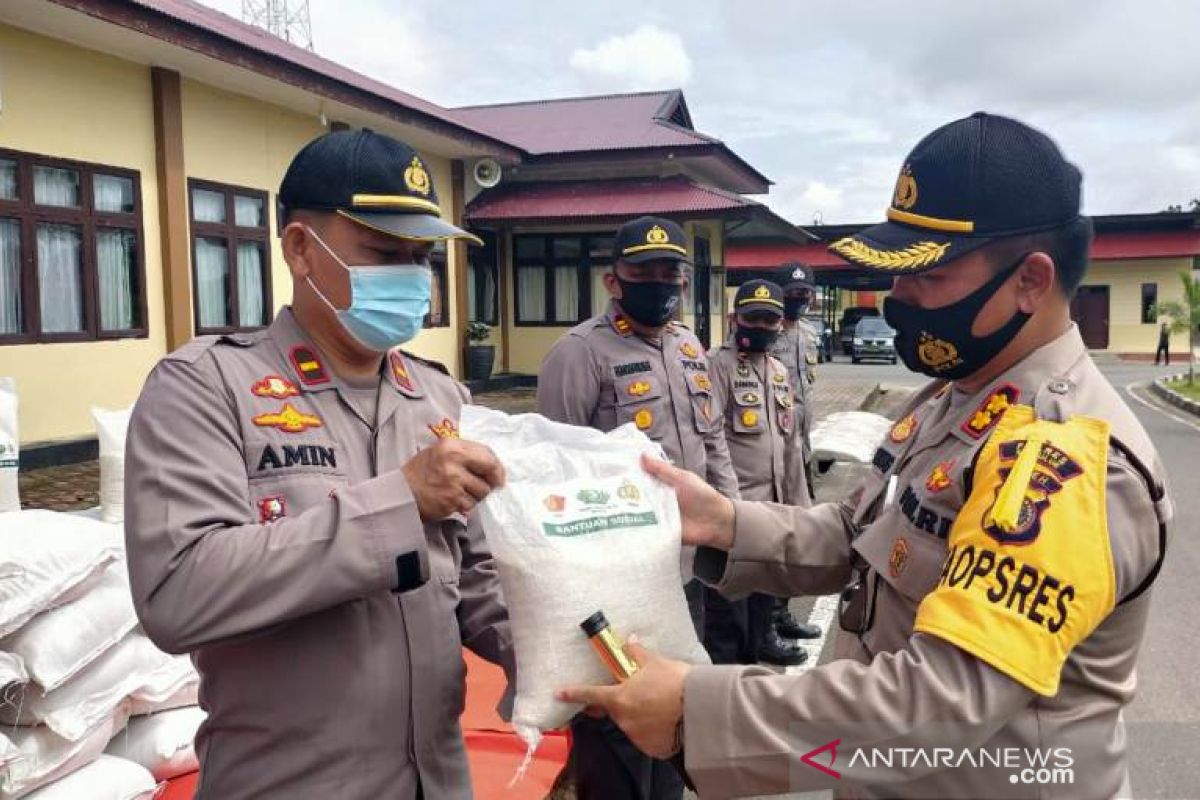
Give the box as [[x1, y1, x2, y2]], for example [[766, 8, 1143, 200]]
[[0, 148, 147, 345], [514, 234, 613, 326], [188, 179, 272, 335], [1141, 282, 1157, 325], [468, 232, 498, 325], [424, 242, 449, 328]]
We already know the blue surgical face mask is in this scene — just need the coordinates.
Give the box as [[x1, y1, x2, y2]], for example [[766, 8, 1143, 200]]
[[305, 226, 432, 352]]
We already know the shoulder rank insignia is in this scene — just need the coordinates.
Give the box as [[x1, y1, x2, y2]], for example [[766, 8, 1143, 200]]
[[634, 409, 653, 430], [252, 403, 323, 434], [926, 459, 955, 493], [627, 380, 652, 397], [289, 346, 329, 385], [740, 409, 759, 427], [962, 384, 1020, 439], [889, 413, 918, 443], [258, 496, 286, 523], [390, 352, 416, 393], [428, 417, 460, 439], [888, 536, 910, 578], [680, 341, 699, 359], [612, 314, 634, 337], [693, 373, 711, 392], [251, 375, 300, 399]]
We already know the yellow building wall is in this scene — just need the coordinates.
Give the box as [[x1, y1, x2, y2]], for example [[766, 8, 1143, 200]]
[[1085, 258, 1191, 353], [0, 25, 165, 444], [180, 81, 464, 375]]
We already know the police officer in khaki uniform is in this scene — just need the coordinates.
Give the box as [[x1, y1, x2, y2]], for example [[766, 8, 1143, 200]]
[[124, 130, 513, 800], [537, 215, 739, 800], [705, 279, 808, 666], [560, 113, 1172, 799]]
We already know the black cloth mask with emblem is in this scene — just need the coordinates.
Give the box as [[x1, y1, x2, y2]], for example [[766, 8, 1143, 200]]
[[883, 254, 1031, 380], [616, 279, 682, 327], [735, 326, 779, 353]]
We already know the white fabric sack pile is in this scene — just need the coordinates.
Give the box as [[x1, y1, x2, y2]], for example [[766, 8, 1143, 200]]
[[22, 755, 155, 800], [1, 561, 138, 691], [1, 702, 132, 799], [460, 406, 709, 751], [810, 410, 893, 464], [91, 408, 132, 525], [0, 652, 27, 688], [0, 511, 123, 639], [0, 379, 17, 513], [105, 705, 204, 780]]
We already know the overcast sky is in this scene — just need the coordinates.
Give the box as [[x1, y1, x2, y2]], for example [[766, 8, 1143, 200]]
[[203, 0, 1200, 226]]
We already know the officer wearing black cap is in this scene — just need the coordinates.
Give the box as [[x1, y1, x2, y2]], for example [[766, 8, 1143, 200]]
[[538, 214, 739, 800], [703, 279, 810, 667], [124, 129, 513, 800], [556, 113, 1171, 799]]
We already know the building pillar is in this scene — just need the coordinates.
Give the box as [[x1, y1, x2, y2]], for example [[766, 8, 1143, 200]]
[[450, 160, 469, 378], [150, 67, 192, 351]]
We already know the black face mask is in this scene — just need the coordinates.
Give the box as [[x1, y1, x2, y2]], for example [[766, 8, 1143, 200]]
[[883, 255, 1031, 380], [783, 297, 808, 320], [616, 278, 681, 327], [735, 325, 779, 353]]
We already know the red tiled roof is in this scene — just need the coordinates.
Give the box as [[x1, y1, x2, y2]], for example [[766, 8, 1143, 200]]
[[726, 242, 849, 270], [107, 0, 516, 152], [454, 91, 715, 155], [1091, 230, 1200, 260], [466, 177, 757, 223]]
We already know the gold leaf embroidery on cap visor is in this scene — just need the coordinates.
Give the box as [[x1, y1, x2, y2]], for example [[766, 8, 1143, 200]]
[[829, 238, 950, 271]]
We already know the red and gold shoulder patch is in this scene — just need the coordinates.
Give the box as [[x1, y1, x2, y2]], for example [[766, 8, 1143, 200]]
[[289, 346, 329, 385], [889, 413, 918, 444], [962, 384, 1020, 439], [390, 352, 415, 393], [925, 459, 955, 493], [258, 496, 286, 523], [251, 375, 300, 399], [888, 536, 910, 578], [680, 341, 699, 359], [252, 403, 323, 433], [428, 417, 460, 439], [612, 314, 634, 337], [984, 438, 1084, 545]]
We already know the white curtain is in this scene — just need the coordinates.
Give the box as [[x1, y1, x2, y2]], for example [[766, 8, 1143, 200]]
[[0, 160, 16, 201], [554, 266, 579, 322], [468, 264, 497, 322], [191, 189, 225, 223], [94, 175, 133, 214], [517, 266, 545, 322], [195, 237, 229, 328], [591, 265, 611, 316], [33, 166, 79, 208], [97, 228, 135, 331], [37, 223, 83, 332], [0, 219, 20, 334], [237, 242, 264, 327], [234, 196, 263, 228]]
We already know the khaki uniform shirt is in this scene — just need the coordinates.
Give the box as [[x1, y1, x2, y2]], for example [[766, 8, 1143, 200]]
[[124, 309, 512, 800], [707, 343, 806, 506], [536, 303, 740, 500], [770, 322, 817, 464], [685, 325, 1172, 799]]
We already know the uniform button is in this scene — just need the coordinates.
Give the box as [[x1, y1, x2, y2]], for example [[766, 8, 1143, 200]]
[[1048, 379, 1071, 395]]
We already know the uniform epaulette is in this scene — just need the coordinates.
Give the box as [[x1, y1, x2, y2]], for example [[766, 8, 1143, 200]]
[[164, 335, 223, 364], [397, 349, 450, 376]]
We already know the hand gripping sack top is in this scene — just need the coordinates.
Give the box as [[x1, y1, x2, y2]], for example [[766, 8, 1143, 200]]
[[459, 406, 710, 752]]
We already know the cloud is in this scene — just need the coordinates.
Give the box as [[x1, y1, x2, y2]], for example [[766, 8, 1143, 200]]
[[569, 25, 693, 91]]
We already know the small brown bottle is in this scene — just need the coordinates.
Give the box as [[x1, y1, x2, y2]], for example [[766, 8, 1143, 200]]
[[580, 611, 639, 681]]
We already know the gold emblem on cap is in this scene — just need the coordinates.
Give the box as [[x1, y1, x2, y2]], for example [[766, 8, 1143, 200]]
[[753, 286, 771, 299], [917, 332, 961, 370], [892, 164, 918, 210], [404, 156, 432, 197], [829, 238, 949, 271], [646, 225, 670, 245]]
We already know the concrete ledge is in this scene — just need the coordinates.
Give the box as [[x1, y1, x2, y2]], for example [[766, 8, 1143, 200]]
[[1151, 373, 1200, 417], [464, 373, 537, 394], [20, 437, 99, 470]]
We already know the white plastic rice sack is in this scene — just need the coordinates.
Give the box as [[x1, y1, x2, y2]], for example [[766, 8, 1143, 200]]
[[0, 651, 28, 688], [104, 705, 204, 780], [810, 410, 893, 464], [1, 561, 137, 691], [128, 680, 198, 717], [22, 755, 155, 800], [0, 632, 196, 741], [0, 379, 16, 512], [1, 701, 131, 800], [0, 510, 123, 639], [460, 406, 709, 751], [91, 408, 131, 525], [0, 730, 18, 769]]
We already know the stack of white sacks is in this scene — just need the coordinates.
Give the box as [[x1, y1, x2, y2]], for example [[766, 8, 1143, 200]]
[[0, 394, 205, 799]]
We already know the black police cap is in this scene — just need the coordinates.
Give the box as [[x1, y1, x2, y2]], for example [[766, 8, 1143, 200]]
[[775, 262, 815, 291], [614, 216, 689, 264], [734, 279, 784, 317], [279, 129, 481, 244], [828, 112, 1082, 274]]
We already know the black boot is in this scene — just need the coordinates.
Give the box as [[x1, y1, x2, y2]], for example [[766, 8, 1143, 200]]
[[756, 631, 809, 667], [774, 606, 821, 640]]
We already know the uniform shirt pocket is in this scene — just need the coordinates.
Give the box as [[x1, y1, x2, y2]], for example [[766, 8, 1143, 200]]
[[614, 374, 666, 437], [731, 389, 765, 435], [853, 507, 949, 603], [684, 372, 717, 434], [245, 436, 347, 523]]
